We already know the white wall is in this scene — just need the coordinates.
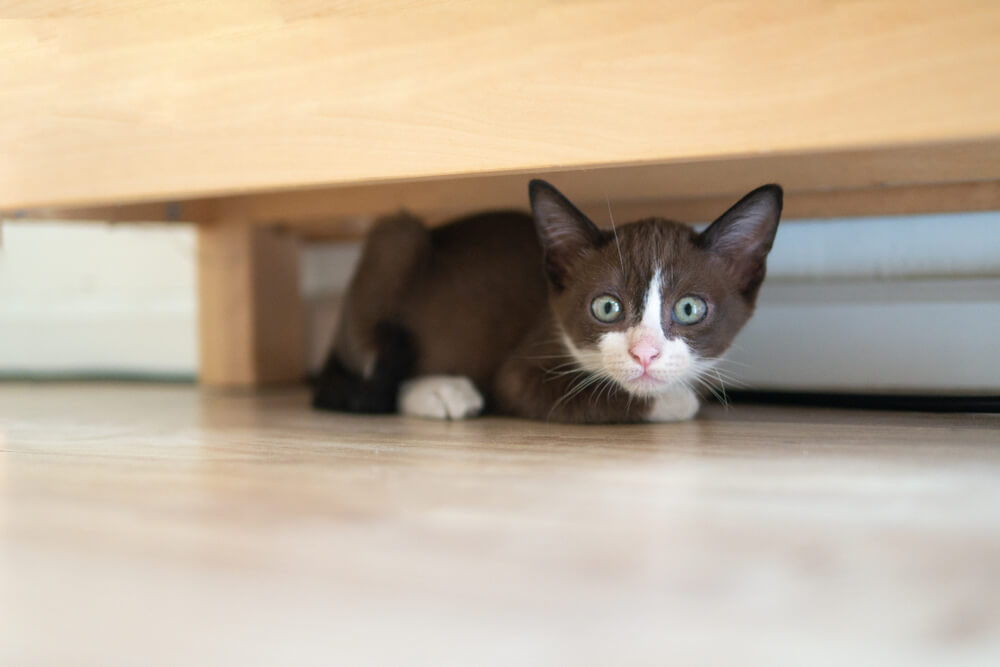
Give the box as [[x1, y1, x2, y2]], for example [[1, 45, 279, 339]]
[[0, 222, 197, 377]]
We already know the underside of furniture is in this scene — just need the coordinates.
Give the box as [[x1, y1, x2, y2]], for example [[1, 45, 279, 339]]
[[3, 1, 998, 387]]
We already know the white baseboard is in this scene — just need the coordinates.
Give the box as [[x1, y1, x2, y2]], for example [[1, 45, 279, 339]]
[[726, 279, 1000, 393]]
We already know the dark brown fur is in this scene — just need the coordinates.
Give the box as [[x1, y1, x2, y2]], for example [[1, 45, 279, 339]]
[[313, 181, 782, 422]]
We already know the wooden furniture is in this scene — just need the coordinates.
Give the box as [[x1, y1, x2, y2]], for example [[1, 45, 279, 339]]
[[3, 1, 999, 387]]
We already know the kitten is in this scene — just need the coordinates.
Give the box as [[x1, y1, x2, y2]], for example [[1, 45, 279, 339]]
[[313, 180, 782, 423]]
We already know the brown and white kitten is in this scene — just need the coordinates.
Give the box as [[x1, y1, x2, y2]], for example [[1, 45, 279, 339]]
[[313, 180, 782, 423]]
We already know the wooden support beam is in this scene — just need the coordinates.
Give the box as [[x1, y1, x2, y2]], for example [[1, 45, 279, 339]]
[[10, 140, 1000, 236], [197, 219, 304, 388], [221, 140, 1000, 227], [286, 180, 1000, 241], [577, 180, 1000, 226]]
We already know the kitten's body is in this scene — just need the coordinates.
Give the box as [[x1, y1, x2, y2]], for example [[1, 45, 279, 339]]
[[313, 181, 782, 423]]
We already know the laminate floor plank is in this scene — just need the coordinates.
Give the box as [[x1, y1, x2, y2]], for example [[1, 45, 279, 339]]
[[1, 383, 998, 666]]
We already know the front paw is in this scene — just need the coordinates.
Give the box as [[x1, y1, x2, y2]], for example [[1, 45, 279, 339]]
[[646, 385, 699, 422], [398, 376, 484, 420]]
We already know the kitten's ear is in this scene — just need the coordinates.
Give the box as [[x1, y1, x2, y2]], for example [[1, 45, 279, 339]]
[[529, 179, 604, 290], [699, 184, 783, 298]]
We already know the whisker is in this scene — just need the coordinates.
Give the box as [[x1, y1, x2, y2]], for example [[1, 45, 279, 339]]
[[712, 369, 731, 409], [544, 359, 592, 372], [704, 369, 748, 389], [600, 378, 617, 405], [544, 368, 591, 381], [545, 365, 586, 375], [520, 354, 577, 361], [606, 194, 627, 282], [590, 376, 616, 407], [686, 363, 738, 410], [550, 374, 596, 415], [571, 375, 603, 401], [716, 357, 751, 369], [695, 376, 729, 408], [690, 358, 747, 390], [560, 372, 606, 406]]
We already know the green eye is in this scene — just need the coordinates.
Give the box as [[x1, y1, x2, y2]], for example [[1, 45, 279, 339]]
[[673, 295, 707, 325], [590, 295, 623, 323]]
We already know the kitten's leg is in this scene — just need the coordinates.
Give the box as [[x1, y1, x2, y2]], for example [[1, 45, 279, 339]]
[[333, 212, 430, 377], [646, 384, 700, 422], [313, 213, 429, 413], [398, 376, 484, 420], [312, 322, 416, 413]]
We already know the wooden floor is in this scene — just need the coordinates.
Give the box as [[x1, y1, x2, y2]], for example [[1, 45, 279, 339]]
[[2, 383, 999, 666]]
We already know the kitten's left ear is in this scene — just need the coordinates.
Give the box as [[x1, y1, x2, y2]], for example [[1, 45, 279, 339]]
[[529, 179, 604, 290], [699, 184, 783, 299]]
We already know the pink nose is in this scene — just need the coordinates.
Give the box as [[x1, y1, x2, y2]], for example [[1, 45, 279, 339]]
[[629, 341, 661, 368]]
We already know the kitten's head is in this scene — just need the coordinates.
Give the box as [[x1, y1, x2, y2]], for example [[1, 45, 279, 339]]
[[529, 180, 782, 398]]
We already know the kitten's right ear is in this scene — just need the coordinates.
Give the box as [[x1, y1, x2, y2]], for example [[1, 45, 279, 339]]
[[529, 179, 603, 290], [698, 184, 783, 299]]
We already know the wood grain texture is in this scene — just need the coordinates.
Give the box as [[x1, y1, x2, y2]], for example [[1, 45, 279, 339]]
[[1, 383, 999, 666], [2, 0, 999, 209], [197, 219, 304, 387]]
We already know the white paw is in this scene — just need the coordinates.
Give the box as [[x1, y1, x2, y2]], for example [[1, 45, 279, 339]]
[[646, 385, 700, 422], [398, 376, 484, 420]]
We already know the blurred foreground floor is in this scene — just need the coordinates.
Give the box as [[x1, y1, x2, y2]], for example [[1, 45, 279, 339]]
[[1, 383, 999, 666]]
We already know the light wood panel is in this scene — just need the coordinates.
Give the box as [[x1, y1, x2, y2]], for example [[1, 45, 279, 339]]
[[2, 1, 999, 210], [197, 219, 304, 387], [1, 383, 999, 666]]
